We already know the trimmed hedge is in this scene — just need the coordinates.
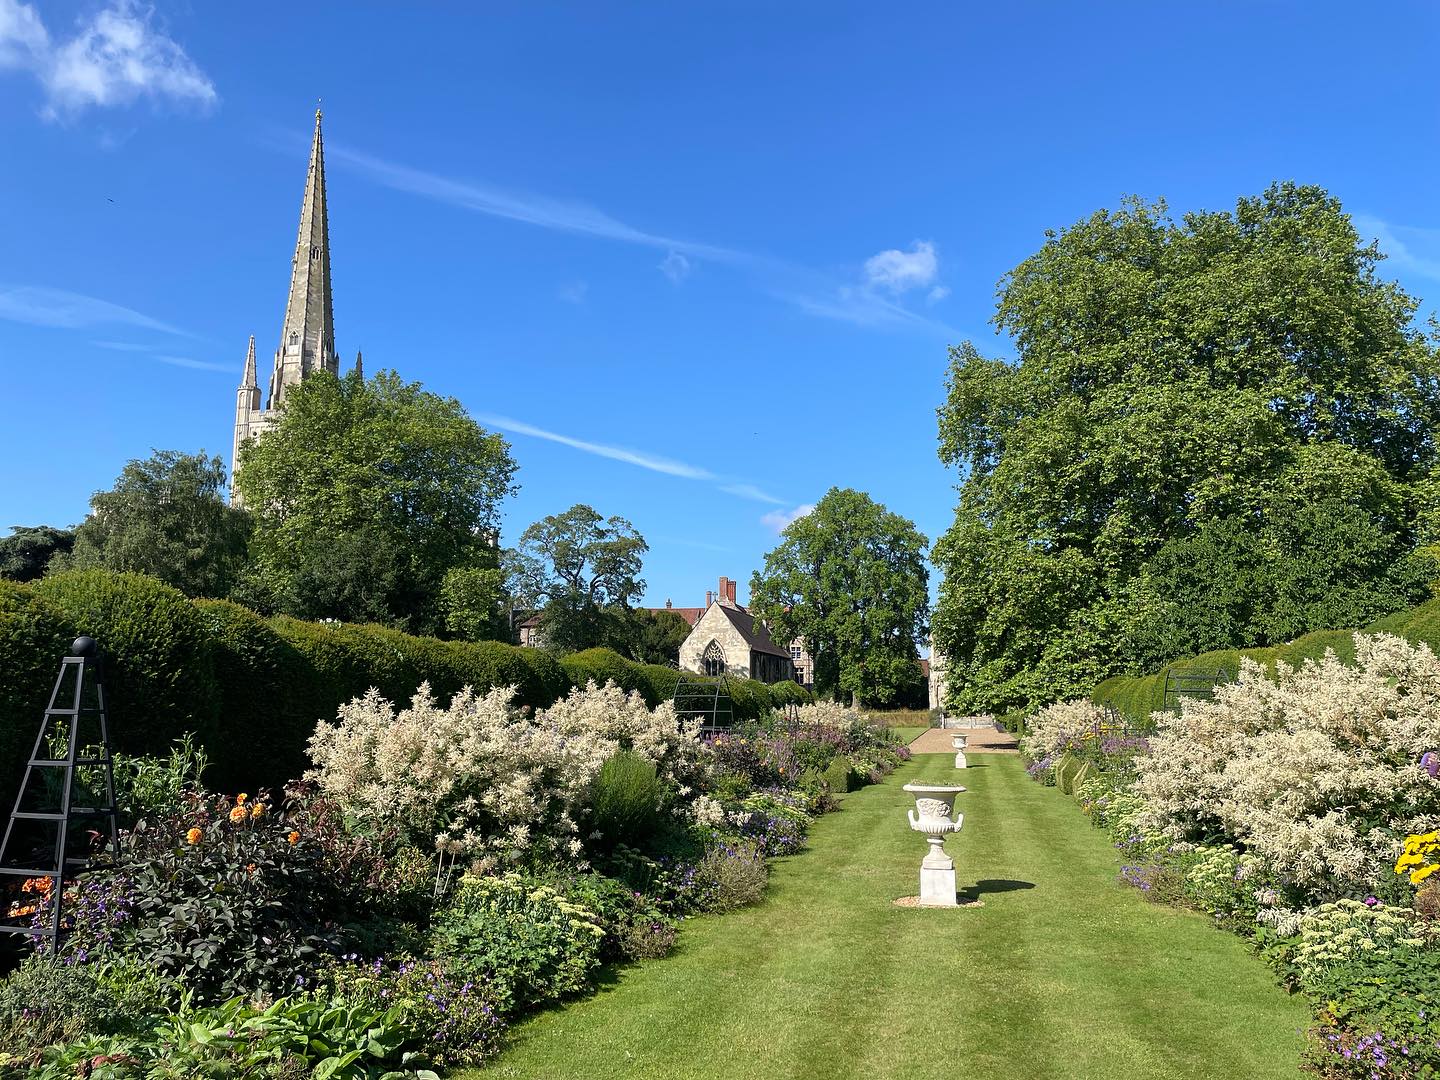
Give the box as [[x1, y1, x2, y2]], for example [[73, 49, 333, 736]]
[[0, 571, 813, 812], [1092, 598, 1440, 721]]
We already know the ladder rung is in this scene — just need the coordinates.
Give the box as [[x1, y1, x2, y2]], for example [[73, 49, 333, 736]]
[[11, 807, 114, 820], [0, 867, 59, 878], [28, 758, 111, 767], [0, 925, 57, 937]]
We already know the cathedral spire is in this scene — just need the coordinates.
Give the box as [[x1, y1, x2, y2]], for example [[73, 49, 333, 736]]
[[268, 106, 338, 408], [239, 334, 257, 388], [354, 348, 363, 379]]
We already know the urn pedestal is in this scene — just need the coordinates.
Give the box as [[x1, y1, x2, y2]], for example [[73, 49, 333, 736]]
[[902, 782, 965, 907], [951, 733, 969, 769]]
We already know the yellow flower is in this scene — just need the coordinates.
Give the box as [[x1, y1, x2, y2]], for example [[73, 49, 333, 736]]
[[287, 831, 300, 845], [249, 803, 265, 820], [236, 793, 248, 805], [186, 827, 203, 844], [1412, 863, 1440, 886], [228, 806, 247, 823], [1396, 852, 1425, 871]]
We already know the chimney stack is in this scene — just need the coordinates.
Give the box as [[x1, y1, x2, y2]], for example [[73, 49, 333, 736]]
[[666, 599, 673, 609], [707, 590, 714, 608], [727, 579, 737, 605]]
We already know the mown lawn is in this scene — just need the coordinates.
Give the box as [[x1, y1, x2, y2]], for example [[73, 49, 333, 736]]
[[468, 755, 1308, 1080], [888, 725, 929, 744]]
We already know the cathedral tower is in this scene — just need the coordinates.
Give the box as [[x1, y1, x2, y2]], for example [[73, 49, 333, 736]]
[[233, 107, 355, 500]]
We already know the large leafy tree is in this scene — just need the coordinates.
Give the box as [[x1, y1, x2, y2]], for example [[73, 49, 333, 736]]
[[749, 488, 929, 706], [0, 525, 75, 582], [619, 608, 693, 666], [507, 504, 647, 654], [55, 451, 250, 597], [236, 370, 516, 634], [934, 183, 1440, 714]]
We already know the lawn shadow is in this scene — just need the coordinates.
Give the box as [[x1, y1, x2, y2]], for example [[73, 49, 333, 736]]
[[959, 878, 1036, 901]]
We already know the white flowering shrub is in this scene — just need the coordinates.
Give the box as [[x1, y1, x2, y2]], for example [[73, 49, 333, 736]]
[[306, 680, 704, 867], [1134, 634, 1440, 900], [1022, 698, 1107, 762]]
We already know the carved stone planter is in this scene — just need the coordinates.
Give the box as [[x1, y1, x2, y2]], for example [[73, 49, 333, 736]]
[[902, 782, 965, 906], [951, 733, 968, 769]]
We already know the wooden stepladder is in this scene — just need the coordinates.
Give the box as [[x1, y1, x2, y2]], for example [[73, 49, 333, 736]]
[[0, 636, 121, 946]]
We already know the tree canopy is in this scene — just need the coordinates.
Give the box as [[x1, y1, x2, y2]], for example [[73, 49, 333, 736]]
[[933, 183, 1440, 714], [0, 525, 74, 582], [507, 504, 648, 654], [235, 370, 516, 634], [56, 450, 250, 598], [749, 488, 929, 706]]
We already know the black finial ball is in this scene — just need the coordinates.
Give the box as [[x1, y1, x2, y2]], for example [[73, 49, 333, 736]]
[[71, 636, 98, 657]]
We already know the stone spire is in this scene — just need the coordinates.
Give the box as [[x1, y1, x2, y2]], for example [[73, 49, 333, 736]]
[[231, 335, 261, 501], [353, 348, 363, 379], [268, 107, 338, 409]]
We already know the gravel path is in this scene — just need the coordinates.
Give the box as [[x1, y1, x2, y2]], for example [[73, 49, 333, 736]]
[[908, 722, 1019, 754]]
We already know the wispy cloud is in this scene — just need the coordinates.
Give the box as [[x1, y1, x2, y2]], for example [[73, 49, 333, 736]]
[[761, 503, 815, 533], [718, 482, 785, 505], [329, 142, 740, 262], [652, 534, 734, 553], [309, 137, 954, 337], [0, 284, 188, 334], [558, 280, 588, 304], [1354, 214, 1440, 281], [477, 413, 717, 480], [91, 339, 152, 351], [154, 354, 229, 372], [0, 0, 216, 119], [659, 250, 691, 284]]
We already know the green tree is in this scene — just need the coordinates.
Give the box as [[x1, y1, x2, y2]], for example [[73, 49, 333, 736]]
[[55, 451, 250, 598], [618, 607, 693, 666], [508, 504, 647, 654], [749, 488, 929, 706], [236, 370, 517, 634], [0, 525, 74, 581], [933, 183, 1440, 714], [440, 563, 512, 642]]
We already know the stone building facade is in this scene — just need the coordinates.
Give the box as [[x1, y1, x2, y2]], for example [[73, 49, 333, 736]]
[[231, 109, 361, 500], [676, 576, 797, 685]]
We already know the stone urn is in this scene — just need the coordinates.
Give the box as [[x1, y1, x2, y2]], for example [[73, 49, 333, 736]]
[[951, 734, 968, 769], [902, 782, 965, 906]]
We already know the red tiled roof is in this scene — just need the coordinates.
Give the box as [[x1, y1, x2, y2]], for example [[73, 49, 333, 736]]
[[643, 606, 706, 628]]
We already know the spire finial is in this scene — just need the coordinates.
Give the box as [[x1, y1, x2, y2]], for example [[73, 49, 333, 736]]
[[316, 97, 322, 122]]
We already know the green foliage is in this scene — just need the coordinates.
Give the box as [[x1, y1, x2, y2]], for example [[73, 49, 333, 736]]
[[1091, 600, 1440, 722], [549, 871, 677, 962], [588, 750, 661, 848], [508, 504, 648, 654], [236, 369, 517, 636], [0, 524, 73, 582], [749, 487, 929, 706], [934, 184, 1440, 714], [617, 607, 692, 666], [689, 837, 769, 912], [68, 791, 350, 1004], [428, 872, 604, 1014], [561, 647, 650, 697], [0, 955, 159, 1057], [56, 451, 252, 599], [823, 757, 854, 794], [0, 580, 69, 812], [7, 995, 439, 1080], [439, 563, 510, 642], [31, 570, 222, 759], [110, 733, 209, 825]]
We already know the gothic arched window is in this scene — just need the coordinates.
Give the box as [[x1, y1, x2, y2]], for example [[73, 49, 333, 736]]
[[702, 640, 726, 677], [289, 332, 298, 345]]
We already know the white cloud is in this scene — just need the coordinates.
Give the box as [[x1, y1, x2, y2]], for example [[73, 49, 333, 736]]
[[558, 280, 588, 304], [927, 285, 950, 303], [0, 0, 47, 70], [718, 482, 785, 505], [0, 0, 215, 118], [761, 503, 815, 533], [153, 354, 229, 372], [864, 240, 939, 293], [1353, 214, 1440, 281], [659, 250, 691, 283], [91, 339, 151, 351], [0, 284, 188, 334], [477, 413, 717, 480]]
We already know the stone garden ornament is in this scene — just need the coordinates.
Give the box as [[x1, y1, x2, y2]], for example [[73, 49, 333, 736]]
[[951, 733, 968, 769], [902, 782, 965, 907]]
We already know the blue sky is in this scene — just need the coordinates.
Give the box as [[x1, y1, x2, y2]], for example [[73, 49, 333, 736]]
[[3, 2, 1440, 612]]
